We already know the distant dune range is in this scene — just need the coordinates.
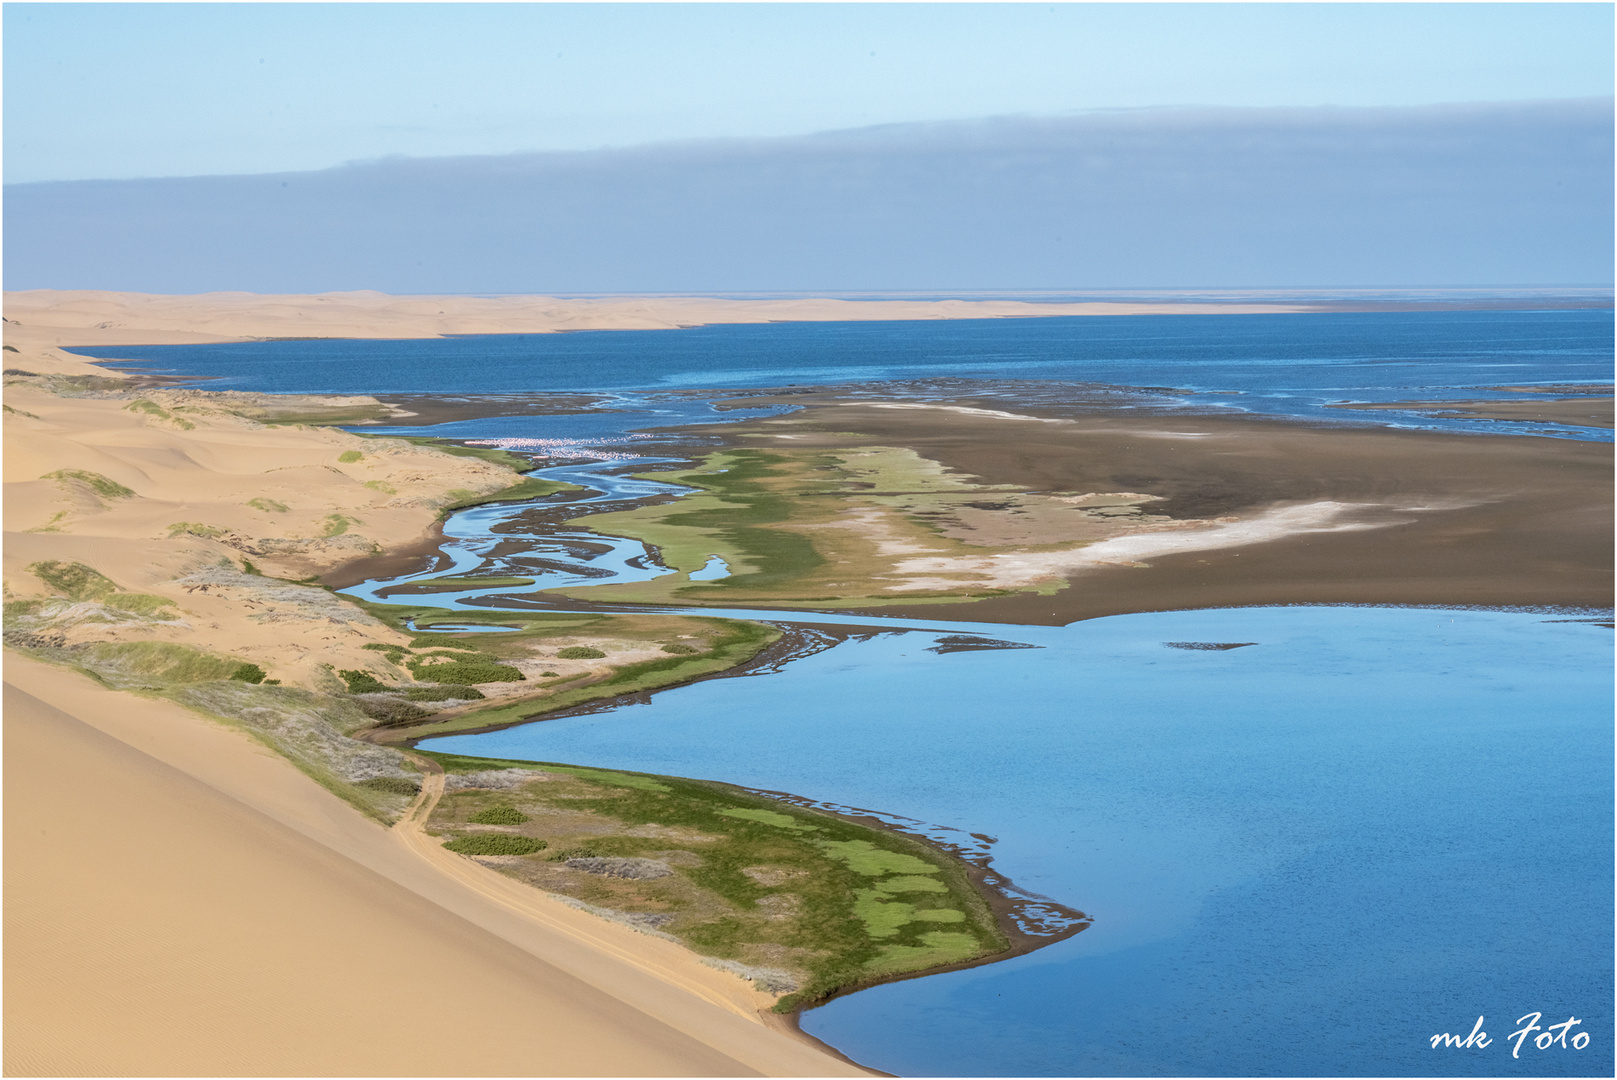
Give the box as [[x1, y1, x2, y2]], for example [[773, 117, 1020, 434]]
[[3, 289, 1610, 1075], [3, 287, 1316, 355]]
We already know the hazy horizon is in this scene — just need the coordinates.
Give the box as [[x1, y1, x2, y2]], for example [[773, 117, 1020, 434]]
[[7, 98, 1612, 295]]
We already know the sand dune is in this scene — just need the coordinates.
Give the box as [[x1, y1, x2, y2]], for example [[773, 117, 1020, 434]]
[[2, 380, 523, 686], [3, 657, 864, 1076], [3, 288, 1305, 352]]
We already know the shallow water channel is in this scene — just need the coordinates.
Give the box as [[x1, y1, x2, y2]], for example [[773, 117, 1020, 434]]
[[346, 442, 1613, 1078]]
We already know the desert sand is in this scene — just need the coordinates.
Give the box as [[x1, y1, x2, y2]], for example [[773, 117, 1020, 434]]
[[1, 378, 524, 685], [1, 287, 1318, 354], [4, 657, 860, 1076]]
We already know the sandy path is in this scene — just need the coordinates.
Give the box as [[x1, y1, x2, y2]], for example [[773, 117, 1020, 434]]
[[2, 655, 868, 1076]]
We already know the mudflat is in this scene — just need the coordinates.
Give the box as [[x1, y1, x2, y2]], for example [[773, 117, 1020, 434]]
[[708, 397, 1612, 624], [1330, 396, 1614, 429]]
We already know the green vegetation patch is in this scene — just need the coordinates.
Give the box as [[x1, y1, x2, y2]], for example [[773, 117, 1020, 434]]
[[373, 615, 776, 740], [167, 521, 225, 539], [126, 399, 171, 419], [338, 450, 364, 463], [407, 655, 525, 685], [338, 668, 391, 694], [42, 469, 135, 500], [719, 807, 816, 832], [29, 560, 117, 601], [77, 641, 250, 685], [125, 399, 193, 428], [104, 593, 177, 616], [816, 838, 941, 877], [469, 805, 528, 825], [556, 645, 605, 660], [444, 833, 547, 856], [361, 641, 410, 661], [247, 497, 289, 513], [403, 684, 485, 702], [360, 776, 421, 797], [321, 513, 359, 537], [661, 642, 699, 654], [419, 751, 1005, 1009]]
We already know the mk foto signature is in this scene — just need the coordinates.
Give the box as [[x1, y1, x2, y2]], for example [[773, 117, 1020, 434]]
[[1431, 1014, 1591, 1055]]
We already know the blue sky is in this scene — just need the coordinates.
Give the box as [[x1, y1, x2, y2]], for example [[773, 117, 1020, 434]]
[[5, 2, 1614, 184]]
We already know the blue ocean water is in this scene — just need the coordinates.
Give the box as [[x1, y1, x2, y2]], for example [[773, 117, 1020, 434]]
[[65, 309, 1614, 439], [425, 607, 1614, 1077]]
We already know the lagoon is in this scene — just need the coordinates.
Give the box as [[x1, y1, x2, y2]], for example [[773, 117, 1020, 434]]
[[69, 309, 1614, 440], [425, 605, 1613, 1076]]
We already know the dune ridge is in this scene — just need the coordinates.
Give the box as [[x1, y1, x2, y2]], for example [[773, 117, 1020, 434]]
[[2, 656, 867, 1076], [4, 287, 1307, 352]]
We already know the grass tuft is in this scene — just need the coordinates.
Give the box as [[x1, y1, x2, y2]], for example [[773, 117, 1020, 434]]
[[28, 560, 117, 601], [42, 469, 135, 500]]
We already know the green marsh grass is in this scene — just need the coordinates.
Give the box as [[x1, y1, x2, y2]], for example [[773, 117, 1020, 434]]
[[421, 752, 1005, 1009]]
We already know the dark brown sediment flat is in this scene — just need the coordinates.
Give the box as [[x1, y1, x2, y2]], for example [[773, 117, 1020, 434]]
[[320, 390, 1612, 627], [1330, 397, 1614, 429], [718, 399, 1612, 626], [320, 519, 452, 589]]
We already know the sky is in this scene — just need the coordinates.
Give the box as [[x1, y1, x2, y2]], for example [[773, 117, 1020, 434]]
[[5, 2, 1614, 184], [3, 3, 1612, 292]]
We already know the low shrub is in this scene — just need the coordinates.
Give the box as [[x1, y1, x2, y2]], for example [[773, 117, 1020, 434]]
[[469, 805, 528, 825], [360, 776, 421, 797], [408, 658, 525, 685], [661, 642, 699, 654], [362, 641, 411, 661], [231, 663, 267, 684], [444, 834, 546, 856], [547, 845, 600, 861], [338, 669, 390, 694], [338, 450, 364, 463], [557, 646, 606, 660], [355, 698, 432, 726], [403, 685, 485, 701]]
